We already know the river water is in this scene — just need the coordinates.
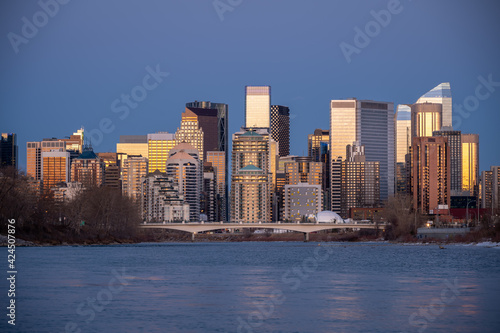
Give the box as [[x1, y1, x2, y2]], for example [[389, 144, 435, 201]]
[[1, 242, 500, 332]]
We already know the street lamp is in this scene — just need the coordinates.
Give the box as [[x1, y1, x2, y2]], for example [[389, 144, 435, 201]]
[[466, 198, 477, 226]]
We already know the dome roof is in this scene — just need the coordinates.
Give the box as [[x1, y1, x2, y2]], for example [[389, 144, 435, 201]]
[[316, 211, 344, 223]]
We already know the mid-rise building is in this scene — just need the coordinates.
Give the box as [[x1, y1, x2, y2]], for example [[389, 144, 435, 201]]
[[70, 146, 105, 188], [117, 135, 148, 165], [231, 130, 271, 223], [245, 86, 271, 128], [415, 82, 452, 128], [122, 156, 148, 201], [330, 98, 394, 213], [0, 133, 18, 168], [285, 157, 322, 186], [97, 152, 121, 190], [481, 166, 499, 213], [270, 105, 290, 157], [41, 150, 70, 194], [410, 136, 450, 214], [147, 132, 176, 173], [284, 183, 322, 222]]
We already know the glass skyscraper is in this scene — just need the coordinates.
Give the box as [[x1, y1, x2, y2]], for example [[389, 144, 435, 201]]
[[395, 105, 411, 194], [245, 86, 271, 128]]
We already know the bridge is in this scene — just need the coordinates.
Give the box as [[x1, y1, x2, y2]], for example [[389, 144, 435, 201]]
[[140, 222, 386, 241]]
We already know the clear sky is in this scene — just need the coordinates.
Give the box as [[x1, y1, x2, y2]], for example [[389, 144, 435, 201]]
[[1, 0, 499, 173]]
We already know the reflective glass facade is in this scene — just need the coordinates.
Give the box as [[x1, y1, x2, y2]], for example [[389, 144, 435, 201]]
[[245, 86, 270, 128], [416, 82, 452, 128], [462, 134, 479, 195], [411, 103, 442, 137], [147, 133, 176, 173]]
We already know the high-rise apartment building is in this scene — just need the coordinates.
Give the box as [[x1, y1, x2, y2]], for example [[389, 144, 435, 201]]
[[340, 143, 380, 218], [122, 156, 148, 201], [285, 157, 322, 186], [147, 132, 176, 173], [411, 103, 442, 137], [415, 82, 452, 128], [231, 130, 271, 223], [141, 170, 190, 223], [410, 136, 450, 213], [201, 162, 217, 222], [432, 128, 462, 193], [270, 105, 290, 157], [395, 105, 411, 194], [70, 146, 105, 188], [0, 133, 18, 168], [481, 166, 499, 213], [330, 99, 394, 213], [462, 134, 479, 195], [41, 150, 70, 194], [97, 152, 121, 190], [166, 144, 201, 221], [245, 86, 270, 128]]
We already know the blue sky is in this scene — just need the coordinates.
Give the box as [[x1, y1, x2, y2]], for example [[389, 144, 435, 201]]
[[1, 0, 499, 172]]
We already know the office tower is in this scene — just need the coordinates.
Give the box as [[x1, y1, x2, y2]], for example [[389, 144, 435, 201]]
[[186, 101, 229, 222], [27, 142, 41, 179], [0, 133, 18, 168], [231, 130, 271, 223], [147, 132, 176, 173], [461, 134, 479, 195], [141, 171, 190, 223], [395, 105, 411, 194], [206, 151, 226, 222], [415, 82, 452, 128], [308, 129, 329, 162], [481, 166, 499, 212], [270, 105, 290, 157], [432, 128, 462, 193], [330, 99, 394, 213], [201, 162, 217, 222], [245, 86, 271, 128], [70, 145, 105, 188], [285, 157, 322, 185], [340, 142, 380, 218], [284, 183, 322, 222], [411, 103, 442, 137], [410, 136, 450, 213], [166, 144, 201, 221], [122, 156, 148, 201], [41, 150, 70, 193], [97, 152, 121, 190], [117, 135, 148, 163], [179, 107, 218, 158]]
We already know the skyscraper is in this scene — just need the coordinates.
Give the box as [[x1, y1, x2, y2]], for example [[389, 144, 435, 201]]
[[270, 105, 290, 157], [395, 105, 411, 194], [175, 115, 205, 162], [185, 101, 229, 222], [231, 130, 271, 223], [206, 151, 227, 222], [180, 107, 218, 158], [166, 143, 201, 221], [308, 129, 329, 162], [117, 135, 148, 162], [481, 166, 499, 212], [415, 82, 452, 128], [0, 133, 18, 168], [461, 134, 479, 195], [245, 86, 271, 128], [432, 128, 462, 193], [330, 99, 394, 213], [411, 103, 442, 137], [147, 132, 176, 173], [410, 136, 450, 214], [41, 150, 70, 194]]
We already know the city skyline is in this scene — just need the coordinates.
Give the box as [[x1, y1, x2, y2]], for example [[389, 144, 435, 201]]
[[1, 1, 499, 174]]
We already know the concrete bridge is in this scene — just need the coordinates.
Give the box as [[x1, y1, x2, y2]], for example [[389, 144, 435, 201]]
[[140, 222, 386, 241]]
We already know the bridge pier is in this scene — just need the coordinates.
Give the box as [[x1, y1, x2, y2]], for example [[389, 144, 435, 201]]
[[304, 232, 309, 242], [191, 232, 196, 242]]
